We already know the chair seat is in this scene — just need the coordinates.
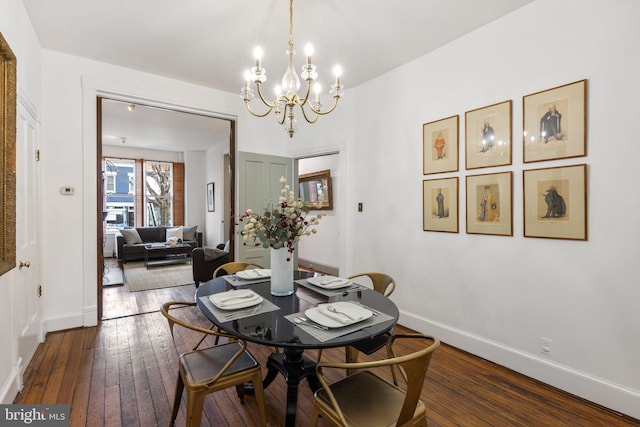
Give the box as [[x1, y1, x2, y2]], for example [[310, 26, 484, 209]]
[[314, 370, 426, 426], [181, 342, 259, 385]]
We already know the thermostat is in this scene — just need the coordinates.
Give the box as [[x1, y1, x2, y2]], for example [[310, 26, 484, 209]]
[[60, 186, 74, 195]]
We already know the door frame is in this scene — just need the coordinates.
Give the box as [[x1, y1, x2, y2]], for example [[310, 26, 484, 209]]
[[95, 96, 236, 320]]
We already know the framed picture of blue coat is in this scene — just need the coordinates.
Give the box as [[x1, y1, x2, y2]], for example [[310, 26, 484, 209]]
[[523, 79, 587, 163], [465, 100, 512, 170], [523, 164, 587, 240]]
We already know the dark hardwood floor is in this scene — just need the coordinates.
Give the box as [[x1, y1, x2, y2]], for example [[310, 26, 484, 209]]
[[18, 261, 639, 425]]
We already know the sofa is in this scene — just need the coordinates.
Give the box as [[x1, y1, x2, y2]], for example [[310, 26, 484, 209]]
[[116, 225, 203, 263], [191, 244, 230, 287]]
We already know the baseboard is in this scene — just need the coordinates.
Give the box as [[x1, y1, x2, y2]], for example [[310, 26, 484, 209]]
[[400, 312, 640, 420], [298, 258, 338, 276], [42, 312, 85, 334], [0, 361, 21, 404]]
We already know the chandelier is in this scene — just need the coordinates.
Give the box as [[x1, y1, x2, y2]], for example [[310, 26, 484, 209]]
[[240, 0, 344, 138]]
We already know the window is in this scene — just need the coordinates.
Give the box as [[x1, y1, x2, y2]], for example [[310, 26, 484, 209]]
[[128, 172, 134, 194], [103, 158, 136, 232], [105, 172, 116, 194], [145, 161, 173, 226]]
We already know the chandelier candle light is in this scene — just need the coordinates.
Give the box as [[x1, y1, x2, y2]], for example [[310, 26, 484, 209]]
[[238, 177, 325, 296], [240, 0, 344, 138]]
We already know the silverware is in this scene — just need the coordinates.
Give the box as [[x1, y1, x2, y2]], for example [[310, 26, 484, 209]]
[[326, 305, 356, 321], [294, 317, 329, 330], [223, 304, 262, 320]]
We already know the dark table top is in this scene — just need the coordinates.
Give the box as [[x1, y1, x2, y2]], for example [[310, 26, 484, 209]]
[[195, 272, 399, 350]]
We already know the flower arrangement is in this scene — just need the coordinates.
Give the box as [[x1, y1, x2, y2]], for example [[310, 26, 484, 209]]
[[237, 177, 325, 260]]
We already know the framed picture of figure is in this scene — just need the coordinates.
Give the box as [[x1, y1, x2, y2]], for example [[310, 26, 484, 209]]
[[523, 79, 587, 163], [523, 164, 587, 240], [465, 100, 512, 170], [423, 115, 459, 175], [422, 177, 458, 233], [465, 172, 513, 236]]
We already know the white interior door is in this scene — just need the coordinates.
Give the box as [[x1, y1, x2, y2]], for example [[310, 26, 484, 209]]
[[237, 151, 295, 268], [15, 101, 41, 382]]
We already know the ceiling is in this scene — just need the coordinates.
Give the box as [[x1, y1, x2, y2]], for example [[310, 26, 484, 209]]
[[24, 0, 534, 150]]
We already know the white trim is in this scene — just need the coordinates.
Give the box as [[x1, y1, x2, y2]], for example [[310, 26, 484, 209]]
[[400, 311, 640, 420], [0, 362, 21, 404]]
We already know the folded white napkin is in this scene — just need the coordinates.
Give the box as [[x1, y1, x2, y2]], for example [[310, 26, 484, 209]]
[[210, 289, 260, 308], [319, 277, 351, 287], [318, 303, 364, 324], [237, 269, 271, 279]]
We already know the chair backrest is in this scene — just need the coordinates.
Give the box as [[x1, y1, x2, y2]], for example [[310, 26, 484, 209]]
[[347, 272, 396, 297], [213, 261, 264, 278], [316, 334, 439, 427]]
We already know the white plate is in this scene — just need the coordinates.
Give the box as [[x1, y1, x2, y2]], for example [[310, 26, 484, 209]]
[[209, 289, 263, 310], [306, 276, 353, 289], [236, 269, 271, 280], [305, 302, 373, 328]]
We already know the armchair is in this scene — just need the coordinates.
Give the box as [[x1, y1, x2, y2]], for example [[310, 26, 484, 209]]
[[191, 245, 230, 288]]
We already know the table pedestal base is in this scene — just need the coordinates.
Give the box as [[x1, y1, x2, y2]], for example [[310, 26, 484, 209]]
[[263, 349, 320, 427]]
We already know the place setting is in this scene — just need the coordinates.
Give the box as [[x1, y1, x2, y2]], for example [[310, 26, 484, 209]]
[[223, 268, 272, 287], [199, 288, 279, 322], [285, 301, 394, 342], [295, 275, 368, 297]]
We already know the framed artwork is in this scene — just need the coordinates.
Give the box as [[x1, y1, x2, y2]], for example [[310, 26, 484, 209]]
[[523, 79, 587, 163], [0, 33, 16, 277], [207, 182, 215, 212], [423, 115, 459, 175], [465, 100, 512, 170], [422, 177, 458, 233], [299, 169, 333, 210], [466, 172, 513, 236], [523, 164, 587, 240]]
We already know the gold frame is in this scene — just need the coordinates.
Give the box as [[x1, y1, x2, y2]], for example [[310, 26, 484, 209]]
[[422, 177, 458, 233], [523, 164, 587, 240], [299, 169, 333, 210], [422, 115, 459, 175], [465, 172, 513, 236], [465, 100, 512, 170], [523, 79, 587, 163], [0, 33, 16, 277]]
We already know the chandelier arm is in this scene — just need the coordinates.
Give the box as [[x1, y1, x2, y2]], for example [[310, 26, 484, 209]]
[[244, 100, 275, 118], [298, 103, 319, 124], [307, 96, 341, 116], [276, 104, 289, 125], [255, 83, 279, 109]]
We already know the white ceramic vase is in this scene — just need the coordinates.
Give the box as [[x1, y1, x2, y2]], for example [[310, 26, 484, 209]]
[[270, 247, 294, 296]]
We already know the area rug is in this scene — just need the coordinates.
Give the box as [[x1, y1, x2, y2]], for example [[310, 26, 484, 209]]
[[123, 262, 194, 292]]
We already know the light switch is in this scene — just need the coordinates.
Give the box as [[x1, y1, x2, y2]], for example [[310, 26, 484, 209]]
[[357, 202, 363, 212], [60, 186, 74, 195]]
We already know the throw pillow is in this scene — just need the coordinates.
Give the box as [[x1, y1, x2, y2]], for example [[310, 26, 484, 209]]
[[203, 246, 228, 262], [120, 228, 143, 245], [166, 227, 183, 242], [182, 225, 197, 241]]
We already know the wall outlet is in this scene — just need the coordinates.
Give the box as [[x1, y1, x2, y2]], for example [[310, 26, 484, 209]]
[[540, 337, 552, 356]]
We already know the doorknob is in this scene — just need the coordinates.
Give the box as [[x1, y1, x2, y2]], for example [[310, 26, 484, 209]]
[[19, 261, 31, 269]]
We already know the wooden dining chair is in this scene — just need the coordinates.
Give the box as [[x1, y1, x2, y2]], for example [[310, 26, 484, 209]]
[[343, 272, 397, 372], [213, 261, 264, 278], [161, 301, 267, 427], [311, 334, 439, 427]]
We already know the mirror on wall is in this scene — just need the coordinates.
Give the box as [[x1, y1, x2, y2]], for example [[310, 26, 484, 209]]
[[0, 33, 16, 277], [299, 169, 333, 210]]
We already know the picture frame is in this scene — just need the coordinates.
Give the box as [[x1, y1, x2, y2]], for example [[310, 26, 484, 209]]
[[422, 115, 459, 175], [422, 177, 458, 233], [466, 172, 513, 236], [465, 100, 512, 170], [523, 79, 587, 163], [207, 182, 215, 212], [0, 33, 16, 277], [523, 164, 587, 240], [298, 169, 333, 210]]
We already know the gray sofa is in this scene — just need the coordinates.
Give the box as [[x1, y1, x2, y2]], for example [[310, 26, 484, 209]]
[[116, 225, 203, 263]]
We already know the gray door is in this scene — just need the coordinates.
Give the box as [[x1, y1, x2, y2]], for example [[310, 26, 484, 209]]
[[237, 151, 296, 268]]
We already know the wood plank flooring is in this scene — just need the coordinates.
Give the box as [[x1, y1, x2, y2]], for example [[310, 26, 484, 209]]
[[15, 294, 639, 426]]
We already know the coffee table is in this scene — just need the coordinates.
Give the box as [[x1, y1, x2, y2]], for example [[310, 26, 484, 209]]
[[143, 243, 192, 268]]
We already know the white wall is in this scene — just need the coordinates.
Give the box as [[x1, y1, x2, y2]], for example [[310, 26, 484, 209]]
[[298, 154, 340, 270], [183, 150, 206, 232], [204, 140, 229, 247], [345, 0, 640, 418], [0, 0, 42, 404]]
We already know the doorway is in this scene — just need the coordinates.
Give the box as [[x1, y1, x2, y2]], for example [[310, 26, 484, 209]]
[[97, 97, 235, 320]]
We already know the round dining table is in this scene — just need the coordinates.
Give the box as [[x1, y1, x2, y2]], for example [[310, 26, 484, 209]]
[[195, 272, 399, 427]]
